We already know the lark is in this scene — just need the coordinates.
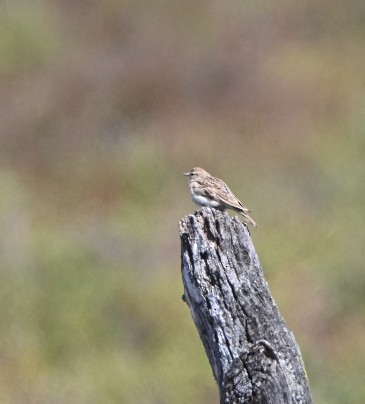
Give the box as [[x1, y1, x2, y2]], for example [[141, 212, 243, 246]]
[[184, 167, 257, 227]]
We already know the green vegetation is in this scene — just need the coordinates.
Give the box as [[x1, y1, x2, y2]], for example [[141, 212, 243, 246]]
[[1, 1, 365, 402]]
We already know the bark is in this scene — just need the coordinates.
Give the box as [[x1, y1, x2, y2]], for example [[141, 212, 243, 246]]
[[179, 207, 312, 404]]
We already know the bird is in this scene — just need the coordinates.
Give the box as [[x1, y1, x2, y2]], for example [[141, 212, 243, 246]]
[[184, 167, 257, 227]]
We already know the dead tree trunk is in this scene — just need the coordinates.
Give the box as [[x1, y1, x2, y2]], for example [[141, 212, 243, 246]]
[[179, 208, 312, 404]]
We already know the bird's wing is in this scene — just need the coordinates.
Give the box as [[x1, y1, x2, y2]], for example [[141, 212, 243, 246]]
[[202, 177, 251, 212]]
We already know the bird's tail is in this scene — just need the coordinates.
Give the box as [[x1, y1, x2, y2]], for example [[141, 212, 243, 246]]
[[240, 211, 257, 227]]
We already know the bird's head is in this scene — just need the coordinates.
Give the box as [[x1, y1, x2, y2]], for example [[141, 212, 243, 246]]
[[184, 167, 210, 181]]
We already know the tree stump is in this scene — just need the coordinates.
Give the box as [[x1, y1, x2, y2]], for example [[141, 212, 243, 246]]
[[179, 207, 312, 404]]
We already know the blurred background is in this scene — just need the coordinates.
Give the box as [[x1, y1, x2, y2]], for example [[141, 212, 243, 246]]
[[0, 0, 365, 402]]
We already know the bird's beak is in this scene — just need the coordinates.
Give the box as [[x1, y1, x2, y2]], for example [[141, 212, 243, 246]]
[[183, 172, 189, 176]]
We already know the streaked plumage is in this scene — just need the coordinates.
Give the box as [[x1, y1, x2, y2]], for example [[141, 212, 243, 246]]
[[184, 167, 257, 227]]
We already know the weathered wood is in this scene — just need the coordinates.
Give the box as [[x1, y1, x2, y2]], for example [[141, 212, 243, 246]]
[[179, 207, 312, 404]]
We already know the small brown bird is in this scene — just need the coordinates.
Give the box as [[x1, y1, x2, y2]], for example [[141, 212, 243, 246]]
[[184, 167, 257, 227]]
